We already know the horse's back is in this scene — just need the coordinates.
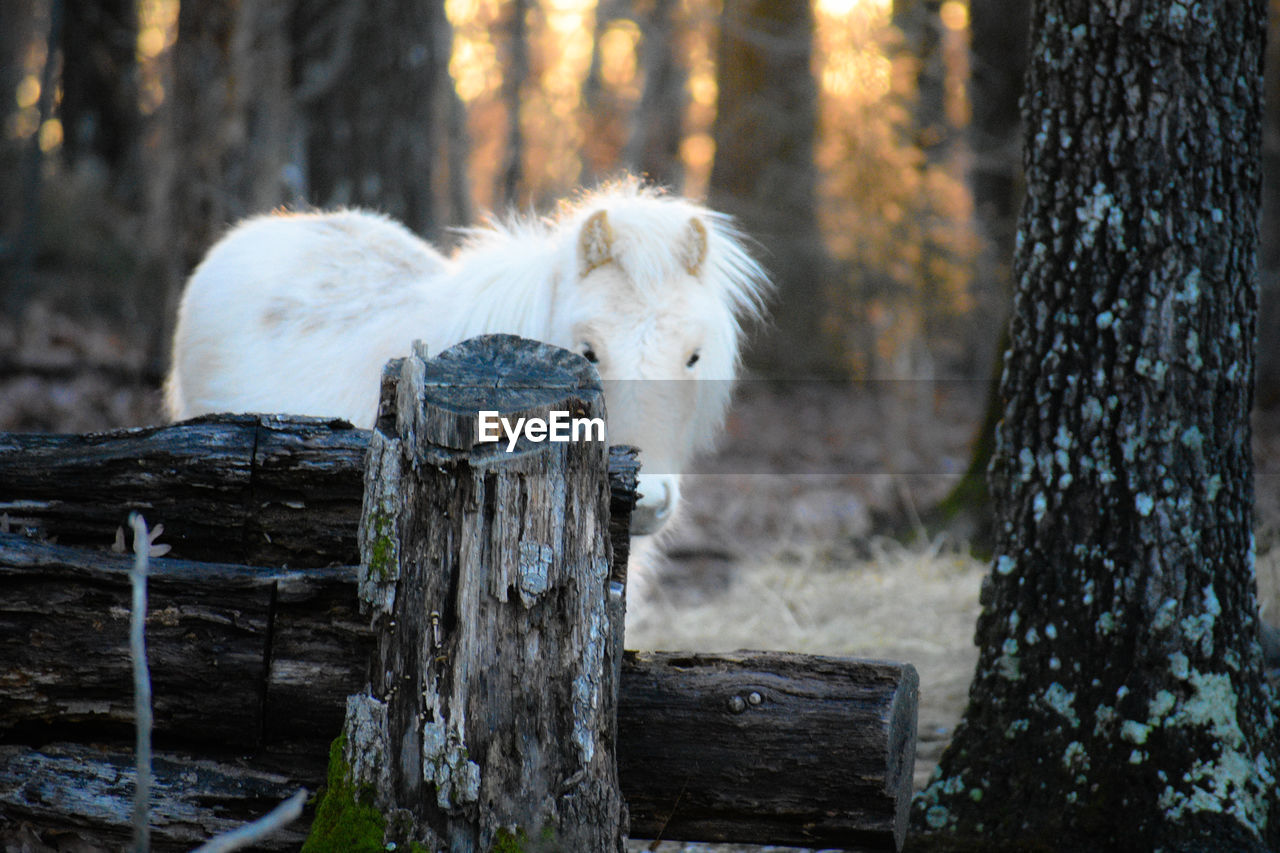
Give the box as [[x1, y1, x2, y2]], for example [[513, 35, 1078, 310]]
[[166, 210, 448, 426]]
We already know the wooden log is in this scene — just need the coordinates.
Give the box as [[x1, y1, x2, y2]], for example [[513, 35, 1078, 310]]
[[620, 651, 918, 851], [321, 334, 626, 851], [0, 533, 370, 745], [0, 743, 308, 851], [0, 414, 368, 568], [0, 415, 642, 571], [0, 532, 917, 850]]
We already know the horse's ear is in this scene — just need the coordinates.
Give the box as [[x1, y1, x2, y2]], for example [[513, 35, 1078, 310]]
[[680, 217, 709, 277], [579, 210, 614, 276]]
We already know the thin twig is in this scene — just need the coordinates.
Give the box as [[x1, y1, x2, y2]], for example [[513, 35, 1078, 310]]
[[128, 512, 153, 853], [191, 789, 309, 853]]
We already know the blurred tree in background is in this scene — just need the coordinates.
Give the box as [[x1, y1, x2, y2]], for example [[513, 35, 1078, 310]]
[[4, 0, 1280, 400], [59, 0, 141, 195], [817, 0, 976, 381], [708, 0, 833, 376]]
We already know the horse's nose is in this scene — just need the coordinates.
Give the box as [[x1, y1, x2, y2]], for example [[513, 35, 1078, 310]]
[[630, 473, 678, 536]]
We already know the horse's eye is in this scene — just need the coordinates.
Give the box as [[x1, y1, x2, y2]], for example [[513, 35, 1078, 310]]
[[580, 344, 599, 364], [686, 350, 700, 369]]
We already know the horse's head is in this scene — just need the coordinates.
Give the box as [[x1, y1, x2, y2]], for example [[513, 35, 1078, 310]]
[[558, 189, 767, 536]]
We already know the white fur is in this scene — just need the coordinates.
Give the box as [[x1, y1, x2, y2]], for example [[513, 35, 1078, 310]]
[[166, 179, 769, 542]]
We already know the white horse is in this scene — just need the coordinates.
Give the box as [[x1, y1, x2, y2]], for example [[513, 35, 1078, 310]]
[[166, 178, 769, 545]]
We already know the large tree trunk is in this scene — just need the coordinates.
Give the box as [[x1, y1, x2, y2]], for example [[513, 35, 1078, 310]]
[[144, 0, 296, 373], [0, 0, 40, 229], [709, 0, 834, 376], [296, 0, 458, 239], [624, 0, 686, 189], [913, 2, 1279, 849], [58, 0, 141, 196], [927, 0, 1029, 548], [494, 0, 529, 207]]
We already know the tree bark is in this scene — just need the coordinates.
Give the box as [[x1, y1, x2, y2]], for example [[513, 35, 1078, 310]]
[[0, 648, 916, 851], [0, 414, 369, 568], [0, 743, 311, 851], [0, 415, 649, 571], [622, 651, 915, 849], [709, 0, 835, 376], [913, 2, 1279, 850]]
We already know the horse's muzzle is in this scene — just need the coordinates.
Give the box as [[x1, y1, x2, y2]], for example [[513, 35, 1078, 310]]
[[630, 473, 677, 536]]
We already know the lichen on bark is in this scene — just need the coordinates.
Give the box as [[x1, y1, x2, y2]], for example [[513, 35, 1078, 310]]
[[911, 2, 1280, 850]]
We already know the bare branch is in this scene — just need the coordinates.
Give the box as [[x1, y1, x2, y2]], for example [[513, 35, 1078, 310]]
[[191, 789, 309, 853], [128, 512, 153, 853]]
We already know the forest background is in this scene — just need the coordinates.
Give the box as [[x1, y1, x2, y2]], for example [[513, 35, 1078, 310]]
[[0, 0, 1076, 389], [6, 3, 1280, 841], [7, 0, 1280, 407]]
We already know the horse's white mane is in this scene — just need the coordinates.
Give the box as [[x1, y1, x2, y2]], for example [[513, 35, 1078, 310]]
[[443, 178, 770, 351]]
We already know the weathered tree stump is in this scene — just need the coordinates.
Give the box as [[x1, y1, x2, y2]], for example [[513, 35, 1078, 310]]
[[311, 335, 626, 850]]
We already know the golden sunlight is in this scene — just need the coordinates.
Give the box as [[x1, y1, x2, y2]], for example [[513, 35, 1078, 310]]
[[14, 75, 40, 110], [815, 0, 893, 101], [599, 19, 641, 94], [688, 67, 717, 108], [450, 36, 499, 103], [38, 117, 62, 152], [137, 0, 178, 114], [445, 0, 481, 20], [817, 0, 891, 19], [539, 0, 594, 106], [940, 0, 969, 31], [446, 0, 504, 104]]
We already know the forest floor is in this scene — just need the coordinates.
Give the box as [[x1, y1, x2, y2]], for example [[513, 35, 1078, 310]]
[[4, 302, 1280, 852]]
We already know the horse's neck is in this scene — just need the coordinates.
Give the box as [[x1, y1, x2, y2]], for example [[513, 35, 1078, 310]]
[[436, 233, 570, 344]]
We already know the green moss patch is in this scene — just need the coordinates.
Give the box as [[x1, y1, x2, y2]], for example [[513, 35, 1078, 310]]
[[302, 735, 387, 852]]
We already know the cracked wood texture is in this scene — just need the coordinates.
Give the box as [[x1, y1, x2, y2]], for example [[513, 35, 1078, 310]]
[[0, 532, 916, 851], [339, 334, 626, 851], [0, 414, 639, 571], [0, 337, 917, 850], [0, 413, 368, 568], [912, 3, 1279, 851]]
